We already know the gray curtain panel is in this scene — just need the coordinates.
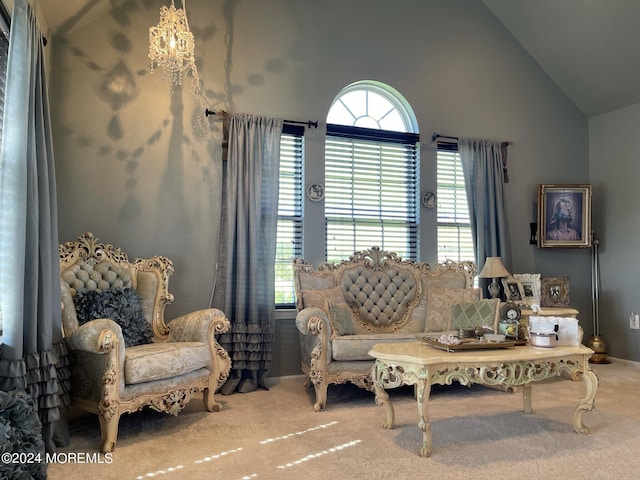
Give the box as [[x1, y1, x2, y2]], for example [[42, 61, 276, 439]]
[[459, 138, 512, 279], [0, 0, 70, 453], [214, 113, 283, 394]]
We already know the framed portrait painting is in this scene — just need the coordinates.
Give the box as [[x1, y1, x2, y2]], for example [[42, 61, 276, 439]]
[[537, 184, 592, 248]]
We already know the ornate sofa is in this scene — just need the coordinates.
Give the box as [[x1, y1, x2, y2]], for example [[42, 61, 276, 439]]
[[59, 232, 231, 452], [294, 247, 500, 411]]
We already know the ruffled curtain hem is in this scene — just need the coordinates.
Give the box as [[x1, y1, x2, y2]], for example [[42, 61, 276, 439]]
[[0, 340, 71, 425], [219, 322, 273, 393]]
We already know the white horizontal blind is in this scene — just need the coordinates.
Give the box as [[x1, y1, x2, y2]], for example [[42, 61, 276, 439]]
[[275, 127, 303, 306], [325, 129, 418, 263], [437, 147, 474, 263]]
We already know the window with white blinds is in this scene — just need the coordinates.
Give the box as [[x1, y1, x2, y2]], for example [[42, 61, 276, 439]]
[[436, 145, 474, 263], [275, 125, 304, 306], [325, 125, 419, 263]]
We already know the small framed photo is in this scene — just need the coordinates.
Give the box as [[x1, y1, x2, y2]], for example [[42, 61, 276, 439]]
[[537, 184, 592, 248], [540, 276, 570, 307], [513, 273, 541, 306], [502, 277, 523, 302]]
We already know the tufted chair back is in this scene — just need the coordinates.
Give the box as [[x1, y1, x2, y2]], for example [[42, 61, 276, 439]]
[[59, 234, 174, 341]]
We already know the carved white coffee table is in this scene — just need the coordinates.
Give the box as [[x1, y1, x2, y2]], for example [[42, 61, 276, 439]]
[[369, 341, 598, 457]]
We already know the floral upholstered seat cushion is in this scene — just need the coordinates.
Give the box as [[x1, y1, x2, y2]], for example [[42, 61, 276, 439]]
[[123, 342, 211, 385]]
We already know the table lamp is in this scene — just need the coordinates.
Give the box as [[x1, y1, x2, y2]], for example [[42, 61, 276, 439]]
[[478, 256, 510, 299]]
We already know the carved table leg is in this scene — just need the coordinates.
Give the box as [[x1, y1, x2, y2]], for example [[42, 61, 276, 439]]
[[374, 381, 395, 430], [522, 383, 533, 414], [416, 378, 432, 458], [573, 368, 598, 434]]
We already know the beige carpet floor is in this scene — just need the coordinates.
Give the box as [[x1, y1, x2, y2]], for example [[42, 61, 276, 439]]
[[49, 358, 640, 480]]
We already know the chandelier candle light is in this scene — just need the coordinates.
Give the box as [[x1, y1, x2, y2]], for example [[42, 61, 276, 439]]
[[149, 0, 200, 94], [478, 256, 510, 299]]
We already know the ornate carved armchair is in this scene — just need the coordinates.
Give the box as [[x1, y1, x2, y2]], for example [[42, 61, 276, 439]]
[[59, 232, 231, 452]]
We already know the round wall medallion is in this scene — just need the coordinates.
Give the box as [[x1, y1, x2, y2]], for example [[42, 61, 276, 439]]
[[307, 183, 324, 202], [422, 191, 436, 208]]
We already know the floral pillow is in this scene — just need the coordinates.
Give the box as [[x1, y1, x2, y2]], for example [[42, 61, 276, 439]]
[[325, 299, 355, 336], [425, 287, 482, 332], [301, 286, 345, 309], [74, 287, 153, 347]]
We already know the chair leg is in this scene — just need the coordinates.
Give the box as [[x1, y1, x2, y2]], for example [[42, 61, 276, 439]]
[[98, 409, 120, 453], [313, 377, 328, 412], [202, 387, 223, 412]]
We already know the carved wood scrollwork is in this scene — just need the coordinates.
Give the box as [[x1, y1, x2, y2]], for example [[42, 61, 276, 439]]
[[150, 388, 198, 416], [59, 232, 129, 267], [98, 330, 116, 353], [374, 363, 406, 389], [99, 367, 119, 421]]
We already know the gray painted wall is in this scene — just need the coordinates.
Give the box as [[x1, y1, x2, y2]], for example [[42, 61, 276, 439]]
[[589, 105, 640, 362], [49, 0, 600, 377]]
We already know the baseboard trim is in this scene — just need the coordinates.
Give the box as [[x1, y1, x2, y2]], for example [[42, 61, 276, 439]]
[[265, 374, 306, 388], [606, 356, 640, 368]]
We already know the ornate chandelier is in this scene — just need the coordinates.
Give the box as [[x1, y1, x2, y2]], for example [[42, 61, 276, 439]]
[[149, 0, 200, 94]]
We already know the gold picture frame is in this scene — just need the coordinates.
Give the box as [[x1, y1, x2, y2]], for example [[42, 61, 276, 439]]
[[537, 184, 592, 248], [540, 276, 570, 307]]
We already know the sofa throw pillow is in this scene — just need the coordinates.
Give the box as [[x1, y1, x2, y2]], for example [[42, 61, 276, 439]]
[[301, 286, 345, 309], [74, 287, 154, 347], [325, 299, 355, 336], [450, 298, 500, 331], [425, 287, 482, 332]]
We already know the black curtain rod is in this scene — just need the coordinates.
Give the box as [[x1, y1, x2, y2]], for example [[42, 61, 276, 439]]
[[432, 132, 510, 146], [0, 1, 48, 46], [432, 133, 458, 142], [205, 109, 318, 129]]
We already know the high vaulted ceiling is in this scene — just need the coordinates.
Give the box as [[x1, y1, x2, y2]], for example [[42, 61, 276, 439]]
[[32, 0, 640, 119], [483, 0, 640, 118]]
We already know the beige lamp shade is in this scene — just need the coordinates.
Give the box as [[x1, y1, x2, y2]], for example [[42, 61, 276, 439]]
[[478, 257, 510, 279], [478, 257, 510, 299]]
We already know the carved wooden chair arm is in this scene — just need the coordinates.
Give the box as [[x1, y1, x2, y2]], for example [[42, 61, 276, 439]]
[[167, 308, 231, 343], [64, 318, 123, 354], [295, 307, 332, 336]]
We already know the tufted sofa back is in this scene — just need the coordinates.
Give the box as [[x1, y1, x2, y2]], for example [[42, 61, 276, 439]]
[[293, 247, 477, 334], [340, 265, 418, 330]]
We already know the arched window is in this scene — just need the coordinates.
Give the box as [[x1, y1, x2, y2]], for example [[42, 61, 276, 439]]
[[324, 81, 419, 262], [326, 81, 418, 133]]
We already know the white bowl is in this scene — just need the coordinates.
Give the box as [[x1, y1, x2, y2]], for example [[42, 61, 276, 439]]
[[484, 333, 506, 342]]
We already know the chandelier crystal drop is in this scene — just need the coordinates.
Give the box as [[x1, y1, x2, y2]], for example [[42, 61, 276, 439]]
[[149, 0, 200, 95]]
